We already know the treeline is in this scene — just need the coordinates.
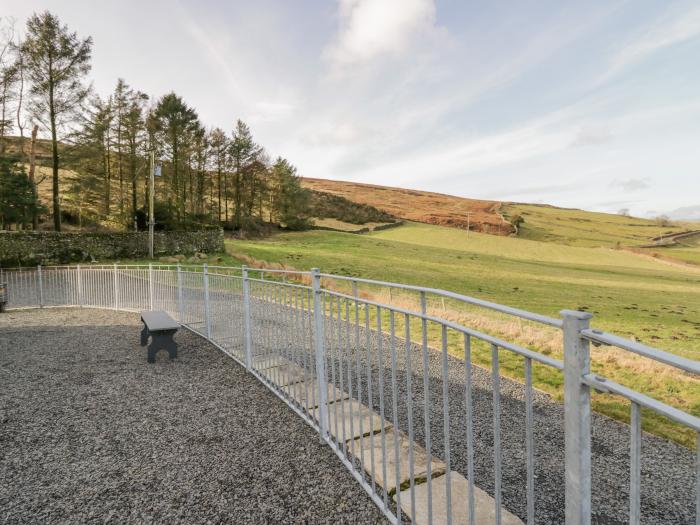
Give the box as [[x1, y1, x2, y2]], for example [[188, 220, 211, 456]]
[[0, 12, 310, 232]]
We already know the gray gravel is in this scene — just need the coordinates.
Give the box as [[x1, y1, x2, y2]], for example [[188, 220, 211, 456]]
[[0, 308, 389, 525]]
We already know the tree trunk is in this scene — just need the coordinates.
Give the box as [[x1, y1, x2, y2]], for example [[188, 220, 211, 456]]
[[28, 125, 38, 229], [49, 83, 61, 232]]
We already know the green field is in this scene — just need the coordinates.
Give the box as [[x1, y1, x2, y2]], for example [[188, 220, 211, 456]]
[[223, 221, 700, 446], [504, 203, 693, 248], [637, 234, 700, 266]]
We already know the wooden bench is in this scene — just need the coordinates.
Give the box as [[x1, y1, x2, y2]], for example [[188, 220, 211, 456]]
[[140, 311, 180, 363]]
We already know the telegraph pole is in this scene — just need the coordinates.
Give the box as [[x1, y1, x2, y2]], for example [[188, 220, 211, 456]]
[[148, 150, 155, 259], [466, 211, 472, 238]]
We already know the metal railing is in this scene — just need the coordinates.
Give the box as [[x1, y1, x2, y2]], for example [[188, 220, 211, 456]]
[[1, 263, 698, 525]]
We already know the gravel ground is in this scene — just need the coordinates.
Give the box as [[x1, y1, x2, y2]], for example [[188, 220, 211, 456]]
[[245, 298, 697, 525], [0, 308, 389, 525]]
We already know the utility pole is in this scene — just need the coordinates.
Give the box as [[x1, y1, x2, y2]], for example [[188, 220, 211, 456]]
[[148, 150, 155, 259], [466, 211, 472, 238]]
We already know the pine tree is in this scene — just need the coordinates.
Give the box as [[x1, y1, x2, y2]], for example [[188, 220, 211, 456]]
[[21, 11, 92, 231]]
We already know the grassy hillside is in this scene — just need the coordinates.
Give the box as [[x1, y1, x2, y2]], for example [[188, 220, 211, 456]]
[[224, 221, 700, 446], [301, 177, 515, 234], [503, 202, 692, 247], [301, 178, 699, 253]]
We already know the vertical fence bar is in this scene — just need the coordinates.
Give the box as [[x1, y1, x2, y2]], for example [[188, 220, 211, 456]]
[[695, 432, 699, 525], [525, 357, 535, 525], [630, 402, 641, 524], [177, 264, 184, 323], [420, 290, 433, 523], [492, 343, 502, 525], [242, 265, 253, 371], [464, 334, 476, 525], [37, 265, 44, 308], [77, 264, 83, 307], [312, 268, 329, 443], [441, 324, 453, 525], [113, 264, 119, 310], [562, 309, 593, 525], [148, 263, 154, 311], [203, 264, 211, 340]]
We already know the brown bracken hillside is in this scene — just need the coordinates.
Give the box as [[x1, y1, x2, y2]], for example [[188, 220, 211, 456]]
[[301, 178, 514, 235]]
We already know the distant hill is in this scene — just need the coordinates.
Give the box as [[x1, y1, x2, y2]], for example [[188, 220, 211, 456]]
[[301, 177, 699, 250], [302, 178, 515, 235]]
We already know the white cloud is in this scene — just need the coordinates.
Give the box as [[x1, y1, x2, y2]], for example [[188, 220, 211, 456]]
[[609, 178, 650, 192], [605, 6, 700, 79], [323, 0, 438, 68]]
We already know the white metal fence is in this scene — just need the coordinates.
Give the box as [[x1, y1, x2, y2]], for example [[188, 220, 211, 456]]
[[1, 264, 698, 525]]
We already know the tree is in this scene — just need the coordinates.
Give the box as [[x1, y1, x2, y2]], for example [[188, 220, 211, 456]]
[[269, 157, 310, 230], [121, 86, 148, 226], [0, 158, 43, 229], [0, 19, 18, 155], [150, 93, 199, 220], [229, 119, 259, 229], [21, 11, 92, 231], [208, 127, 227, 223]]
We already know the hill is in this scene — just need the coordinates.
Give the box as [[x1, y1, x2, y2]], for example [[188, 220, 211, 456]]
[[301, 177, 515, 235], [301, 177, 700, 256]]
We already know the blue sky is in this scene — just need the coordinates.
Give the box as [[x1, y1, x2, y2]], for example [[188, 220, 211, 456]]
[[7, 0, 700, 218]]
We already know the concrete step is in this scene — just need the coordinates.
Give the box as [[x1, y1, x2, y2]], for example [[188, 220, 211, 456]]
[[349, 428, 446, 495], [395, 471, 524, 525], [326, 399, 391, 441], [259, 360, 309, 387], [288, 380, 350, 412], [252, 354, 292, 371]]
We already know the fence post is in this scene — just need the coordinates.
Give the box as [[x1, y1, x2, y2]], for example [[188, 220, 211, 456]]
[[77, 264, 83, 307], [561, 309, 593, 525], [113, 263, 119, 310], [37, 265, 44, 308], [148, 263, 154, 310], [177, 264, 184, 323], [312, 268, 330, 443], [203, 264, 212, 340], [242, 265, 253, 371]]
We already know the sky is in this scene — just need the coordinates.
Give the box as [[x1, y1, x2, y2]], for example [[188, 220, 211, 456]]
[[5, 0, 700, 219]]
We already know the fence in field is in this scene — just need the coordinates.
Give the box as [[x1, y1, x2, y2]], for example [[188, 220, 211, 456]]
[[1, 264, 698, 525]]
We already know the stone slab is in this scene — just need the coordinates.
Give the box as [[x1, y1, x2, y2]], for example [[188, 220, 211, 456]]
[[326, 399, 390, 441], [395, 471, 524, 525], [252, 354, 291, 371], [348, 429, 445, 495], [260, 360, 308, 387], [288, 380, 349, 410]]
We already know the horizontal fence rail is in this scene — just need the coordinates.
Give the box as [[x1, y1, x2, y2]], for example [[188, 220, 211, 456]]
[[0, 264, 698, 525]]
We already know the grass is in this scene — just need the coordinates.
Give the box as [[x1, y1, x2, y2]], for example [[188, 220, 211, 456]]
[[504, 203, 694, 248], [636, 234, 700, 266], [222, 221, 700, 447], [311, 217, 393, 232]]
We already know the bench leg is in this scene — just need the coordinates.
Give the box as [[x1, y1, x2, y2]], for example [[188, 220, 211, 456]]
[[147, 331, 178, 363], [140, 325, 149, 346]]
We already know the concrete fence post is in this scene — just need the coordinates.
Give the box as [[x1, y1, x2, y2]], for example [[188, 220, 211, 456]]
[[37, 265, 44, 308], [561, 309, 593, 525], [203, 264, 212, 340], [113, 263, 119, 310], [242, 265, 253, 371], [177, 264, 184, 323], [312, 268, 330, 443]]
